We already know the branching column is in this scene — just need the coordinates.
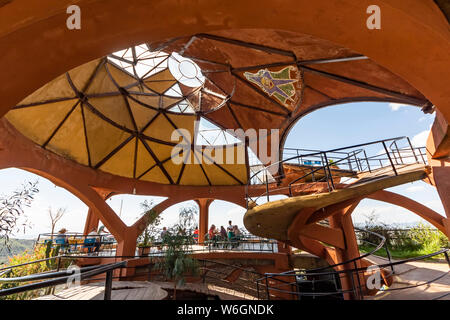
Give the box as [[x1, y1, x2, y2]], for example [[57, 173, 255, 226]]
[[195, 199, 214, 243]]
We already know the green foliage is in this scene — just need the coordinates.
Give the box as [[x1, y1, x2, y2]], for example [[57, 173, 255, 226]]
[[0, 239, 35, 264], [409, 222, 449, 252], [358, 211, 449, 260], [0, 181, 39, 252], [0, 244, 72, 300], [154, 206, 199, 299], [137, 200, 162, 247]]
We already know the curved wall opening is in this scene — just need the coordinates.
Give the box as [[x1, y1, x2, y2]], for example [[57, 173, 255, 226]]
[[283, 101, 445, 226], [0, 168, 89, 238]]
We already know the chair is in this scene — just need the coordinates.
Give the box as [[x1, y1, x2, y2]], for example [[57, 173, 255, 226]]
[[83, 238, 97, 254]]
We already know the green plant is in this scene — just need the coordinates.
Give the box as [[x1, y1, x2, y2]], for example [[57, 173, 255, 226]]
[[409, 222, 449, 252], [0, 244, 72, 300], [137, 200, 162, 247], [154, 206, 199, 299], [0, 180, 39, 253]]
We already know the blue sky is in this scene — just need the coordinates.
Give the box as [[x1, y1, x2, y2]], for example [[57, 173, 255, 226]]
[[1, 101, 444, 239]]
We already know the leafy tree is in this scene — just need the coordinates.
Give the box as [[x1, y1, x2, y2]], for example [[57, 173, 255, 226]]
[[0, 181, 39, 253], [137, 200, 163, 247], [154, 206, 199, 299]]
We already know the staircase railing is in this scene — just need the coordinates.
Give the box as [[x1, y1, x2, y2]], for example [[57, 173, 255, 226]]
[[246, 136, 427, 207], [255, 226, 450, 300], [0, 258, 126, 300]]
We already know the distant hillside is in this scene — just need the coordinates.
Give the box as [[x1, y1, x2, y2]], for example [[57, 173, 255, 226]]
[[0, 239, 35, 265]]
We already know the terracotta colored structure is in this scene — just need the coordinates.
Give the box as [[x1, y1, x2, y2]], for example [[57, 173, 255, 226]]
[[0, 1, 449, 299]]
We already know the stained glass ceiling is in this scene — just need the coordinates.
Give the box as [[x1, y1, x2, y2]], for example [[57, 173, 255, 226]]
[[4, 31, 429, 187], [5, 45, 248, 186]]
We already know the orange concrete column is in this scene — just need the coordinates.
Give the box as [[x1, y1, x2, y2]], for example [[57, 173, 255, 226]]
[[329, 212, 363, 299], [427, 111, 450, 237], [195, 199, 214, 244], [277, 241, 292, 254], [83, 209, 100, 235]]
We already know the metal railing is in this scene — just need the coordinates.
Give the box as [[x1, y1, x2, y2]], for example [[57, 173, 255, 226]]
[[255, 228, 450, 300], [246, 136, 427, 207], [0, 256, 126, 300]]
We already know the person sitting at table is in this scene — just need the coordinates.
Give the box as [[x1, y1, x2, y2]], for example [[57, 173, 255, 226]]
[[231, 225, 241, 248], [87, 228, 101, 253], [208, 225, 219, 244], [220, 226, 227, 241], [193, 226, 199, 243], [56, 228, 67, 243]]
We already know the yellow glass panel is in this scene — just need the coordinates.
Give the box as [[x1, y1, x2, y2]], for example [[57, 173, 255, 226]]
[[88, 96, 134, 130], [85, 63, 119, 95], [127, 83, 155, 95], [144, 69, 177, 94], [84, 106, 131, 166], [219, 163, 248, 184], [145, 68, 176, 82], [46, 105, 89, 166], [68, 59, 103, 92], [142, 113, 175, 142], [5, 99, 78, 146], [135, 139, 156, 178], [131, 94, 160, 108], [199, 145, 248, 185], [99, 138, 135, 178], [140, 166, 169, 184], [128, 98, 158, 131], [107, 63, 138, 88], [166, 114, 196, 143], [179, 164, 210, 186], [202, 163, 238, 185], [163, 158, 184, 183], [19, 75, 75, 106], [145, 141, 174, 162], [162, 96, 183, 109]]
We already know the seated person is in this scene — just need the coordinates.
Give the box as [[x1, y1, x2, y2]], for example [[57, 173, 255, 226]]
[[208, 224, 219, 245], [193, 227, 199, 243], [220, 226, 228, 242], [87, 228, 101, 253], [56, 228, 67, 243]]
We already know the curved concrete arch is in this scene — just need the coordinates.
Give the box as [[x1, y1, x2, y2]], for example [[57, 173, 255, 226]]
[[366, 189, 447, 234], [0, 1, 448, 122]]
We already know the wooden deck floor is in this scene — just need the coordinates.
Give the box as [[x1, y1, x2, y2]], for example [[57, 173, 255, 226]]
[[35, 281, 168, 300]]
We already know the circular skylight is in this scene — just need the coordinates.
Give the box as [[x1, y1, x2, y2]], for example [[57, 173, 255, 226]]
[[168, 52, 205, 87]]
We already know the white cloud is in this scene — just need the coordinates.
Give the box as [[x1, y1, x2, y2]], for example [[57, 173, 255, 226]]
[[388, 103, 408, 111], [405, 185, 425, 193], [411, 129, 429, 147]]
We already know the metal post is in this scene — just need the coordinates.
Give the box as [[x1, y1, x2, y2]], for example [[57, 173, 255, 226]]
[[406, 137, 419, 163], [354, 261, 364, 300], [444, 251, 450, 268], [347, 153, 352, 171], [256, 280, 260, 300], [265, 171, 269, 203], [419, 148, 426, 164], [354, 153, 360, 171], [393, 141, 404, 164], [385, 245, 395, 274], [104, 270, 113, 300], [363, 150, 371, 172], [265, 276, 270, 300], [382, 141, 398, 176], [322, 153, 335, 190]]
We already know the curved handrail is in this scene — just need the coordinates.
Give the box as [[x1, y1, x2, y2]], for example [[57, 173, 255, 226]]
[[256, 226, 449, 301], [246, 136, 427, 207], [0, 260, 127, 299]]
